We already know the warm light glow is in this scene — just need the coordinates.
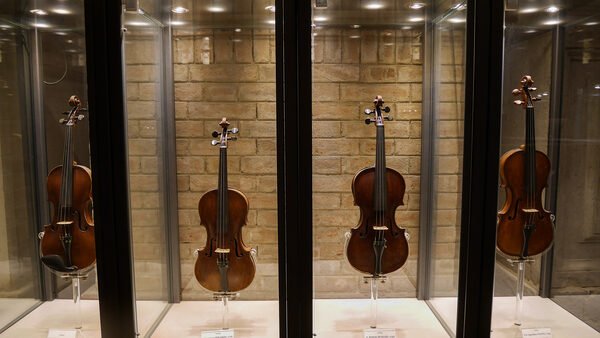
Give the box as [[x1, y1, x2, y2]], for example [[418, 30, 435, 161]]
[[170, 20, 186, 26], [365, 2, 384, 10], [52, 8, 71, 15], [265, 5, 276, 12], [584, 22, 599, 26], [409, 17, 424, 22], [172, 6, 189, 14], [543, 19, 561, 25], [128, 21, 150, 26], [266, 19, 276, 25], [30, 9, 48, 15], [519, 7, 539, 14], [546, 6, 559, 13], [594, 84, 600, 90], [207, 6, 225, 12], [314, 16, 328, 22], [351, 24, 361, 29], [402, 26, 412, 30], [525, 29, 537, 33], [32, 22, 51, 28], [0, 25, 11, 29], [451, 3, 466, 11], [448, 17, 466, 23], [234, 28, 242, 32], [349, 35, 361, 39], [409, 2, 425, 9], [55, 31, 68, 35], [66, 39, 73, 44]]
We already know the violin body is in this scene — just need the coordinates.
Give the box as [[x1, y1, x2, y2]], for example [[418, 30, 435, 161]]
[[42, 165, 95, 272], [347, 167, 408, 275], [195, 188, 255, 292], [497, 147, 554, 258]]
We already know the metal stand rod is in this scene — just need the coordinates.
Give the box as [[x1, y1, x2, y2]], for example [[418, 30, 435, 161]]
[[213, 292, 238, 330], [370, 277, 378, 329], [72, 277, 83, 331], [222, 296, 229, 330], [515, 261, 525, 326]]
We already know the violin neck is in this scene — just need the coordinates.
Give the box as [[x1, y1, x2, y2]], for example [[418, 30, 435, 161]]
[[374, 124, 387, 212], [217, 147, 229, 233], [525, 105, 537, 203], [60, 126, 74, 209]]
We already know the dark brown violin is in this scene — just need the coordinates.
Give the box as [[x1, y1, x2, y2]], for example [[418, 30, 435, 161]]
[[195, 118, 255, 293], [497, 76, 554, 259], [40, 95, 95, 273], [346, 96, 409, 276]]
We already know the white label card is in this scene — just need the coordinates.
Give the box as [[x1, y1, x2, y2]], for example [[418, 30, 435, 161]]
[[522, 328, 552, 338], [200, 329, 234, 338], [364, 328, 396, 338], [47, 329, 78, 338]]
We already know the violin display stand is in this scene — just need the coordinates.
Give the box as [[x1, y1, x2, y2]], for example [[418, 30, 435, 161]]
[[363, 275, 386, 329], [46, 272, 88, 338], [508, 258, 534, 326], [213, 292, 238, 331]]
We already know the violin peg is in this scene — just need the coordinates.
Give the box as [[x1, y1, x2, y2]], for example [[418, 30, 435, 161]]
[[383, 106, 391, 113], [512, 89, 521, 96], [211, 140, 220, 146], [230, 127, 239, 134], [77, 115, 85, 121], [365, 118, 374, 125], [384, 115, 393, 121], [211, 130, 220, 138], [529, 87, 537, 91], [227, 136, 237, 141], [364, 109, 373, 115]]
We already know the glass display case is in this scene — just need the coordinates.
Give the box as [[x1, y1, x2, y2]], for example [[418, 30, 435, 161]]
[[0, 0, 599, 337]]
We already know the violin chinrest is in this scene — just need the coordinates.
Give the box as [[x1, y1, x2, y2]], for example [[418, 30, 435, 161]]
[[41, 254, 78, 273]]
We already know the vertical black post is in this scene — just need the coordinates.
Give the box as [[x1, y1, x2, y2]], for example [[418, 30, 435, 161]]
[[456, 0, 504, 337], [84, 1, 137, 337], [276, 0, 313, 336]]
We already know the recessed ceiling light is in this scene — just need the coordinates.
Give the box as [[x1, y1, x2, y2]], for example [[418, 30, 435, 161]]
[[128, 21, 150, 26], [519, 7, 539, 14], [543, 19, 561, 25], [448, 17, 466, 23], [409, 2, 426, 9], [584, 22, 599, 26], [266, 19, 276, 25], [52, 8, 71, 15], [525, 29, 537, 33], [594, 84, 600, 90], [66, 39, 73, 43], [314, 16, 327, 22], [351, 24, 360, 29], [30, 9, 48, 15], [172, 6, 189, 14], [234, 28, 242, 32], [546, 6, 559, 13], [32, 22, 51, 28], [55, 31, 68, 35], [349, 35, 361, 39], [384, 32, 392, 36], [409, 17, 424, 22], [207, 6, 225, 13], [170, 20, 186, 26], [402, 26, 412, 30], [265, 5, 276, 12], [365, 2, 384, 10]]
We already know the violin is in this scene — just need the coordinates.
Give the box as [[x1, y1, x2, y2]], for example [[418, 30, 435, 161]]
[[195, 118, 256, 293], [497, 76, 554, 259], [346, 96, 409, 277], [40, 95, 95, 273]]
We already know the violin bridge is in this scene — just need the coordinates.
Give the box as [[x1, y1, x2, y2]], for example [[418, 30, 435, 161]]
[[373, 226, 389, 231], [56, 221, 74, 225], [521, 208, 539, 214], [215, 248, 230, 254]]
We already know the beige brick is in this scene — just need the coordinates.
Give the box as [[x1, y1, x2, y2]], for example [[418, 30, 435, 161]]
[[241, 156, 277, 174], [244, 193, 276, 209], [174, 64, 189, 82], [193, 35, 214, 65], [126, 83, 139, 100], [257, 139, 276, 155], [397, 65, 422, 82], [238, 83, 276, 101], [173, 37, 194, 64], [239, 121, 275, 137], [313, 121, 341, 138], [314, 139, 359, 156], [176, 121, 204, 138], [313, 103, 358, 120], [435, 174, 461, 192], [234, 37, 253, 63], [175, 101, 188, 120], [213, 33, 234, 63], [178, 192, 200, 209], [323, 29, 342, 63], [409, 121, 421, 138], [313, 34, 324, 63], [313, 193, 341, 209], [139, 120, 157, 138], [395, 31, 412, 64], [314, 210, 359, 227], [141, 157, 158, 174], [378, 31, 395, 64], [313, 83, 340, 102], [437, 139, 463, 155], [411, 83, 423, 102], [394, 139, 421, 155], [188, 102, 256, 120], [395, 103, 422, 120], [436, 156, 461, 174], [205, 156, 240, 174], [360, 30, 378, 64], [313, 157, 341, 174], [258, 65, 276, 82], [179, 209, 200, 226], [177, 157, 204, 174], [253, 30, 271, 63], [177, 175, 190, 192], [175, 83, 203, 101], [126, 65, 157, 82], [438, 120, 463, 138], [313, 175, 353, 192], [340, 84, 410, 102], [129, 157, 141, 174], [257, 176, 277, 192], [257, 210, 277, 227], [189, 64, 258, 82], [313, 64, 359, 82], [129, 139, 157, 156], [130, 175, 158, 192], [360, 66, 397, 83], [257, 103, 276, 120], [127, 101, 157, 119], [189, 175, 216, 192], [203, 83, 238, 101], [342, 30, 360, 63]]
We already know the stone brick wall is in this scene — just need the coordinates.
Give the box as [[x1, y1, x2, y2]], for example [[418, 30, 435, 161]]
[[311, 27, 424, 298], [125, 28, 168, 300]]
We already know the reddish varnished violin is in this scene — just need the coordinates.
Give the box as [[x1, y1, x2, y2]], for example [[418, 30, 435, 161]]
[[195, 118, 255, 292], [40, 96, 95, 273], [497, 76, 554, 259], [346, 96, 409, 276]]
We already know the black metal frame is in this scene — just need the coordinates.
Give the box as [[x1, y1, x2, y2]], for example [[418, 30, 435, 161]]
[[456, 0, 505, 337], [84, 1, 137, 337], [79, 0, 510, 336]]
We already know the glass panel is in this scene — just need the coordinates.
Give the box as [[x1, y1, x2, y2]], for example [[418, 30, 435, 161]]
[[152, 0, 279, 335], [0, 7, 42, 331], [427, 3, 466, 335], [493, 1, 600, 336], [0, 1, 103, 336], [122, 6, 170, 337], [311, 1, 451, 336]]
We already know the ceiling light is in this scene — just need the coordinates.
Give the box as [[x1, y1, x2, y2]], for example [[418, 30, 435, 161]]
[[543, 19, 561, 25], [448, 17, 465, 23], [409, 17, 424, 22], [384, 32, 392, 36], [30, 9, 48, 15], [584, 22, 599, 26], [313, 32, 318, 36], [55, 31, 68, 35], [525, 29, 537, 33], [52, 8, 71, 15], [519, 7, 539, 13], [349, 35, 360, 39], [546, 6, 559, 13], [32, 22, 51, 28], [594, 84, 600, 90], [402, 26, 412, 30], [234, 28, 242, 32], [365, 2, 384, 10], [314, 16, 327, 22], [207, 6, 225, 12], [172, 6, 189, 14], [351, 24, 360, 28], [170, 20, 186, 26], [0, 25, 11, 29], [128, 21, 150, 26], [66, 39, 73, 43], [266, 19, 276, 25], [265, 5, 276, 12], [409, 2, 426, 9]]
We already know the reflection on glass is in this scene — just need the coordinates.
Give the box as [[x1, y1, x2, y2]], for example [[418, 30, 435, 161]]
[[427, 4, 466, 335], [493, 1, 600, 336]]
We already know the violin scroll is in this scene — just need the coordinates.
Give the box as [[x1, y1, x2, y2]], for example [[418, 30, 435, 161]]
[[211, 117, 239, 147], [512, 75, 542, 107]]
